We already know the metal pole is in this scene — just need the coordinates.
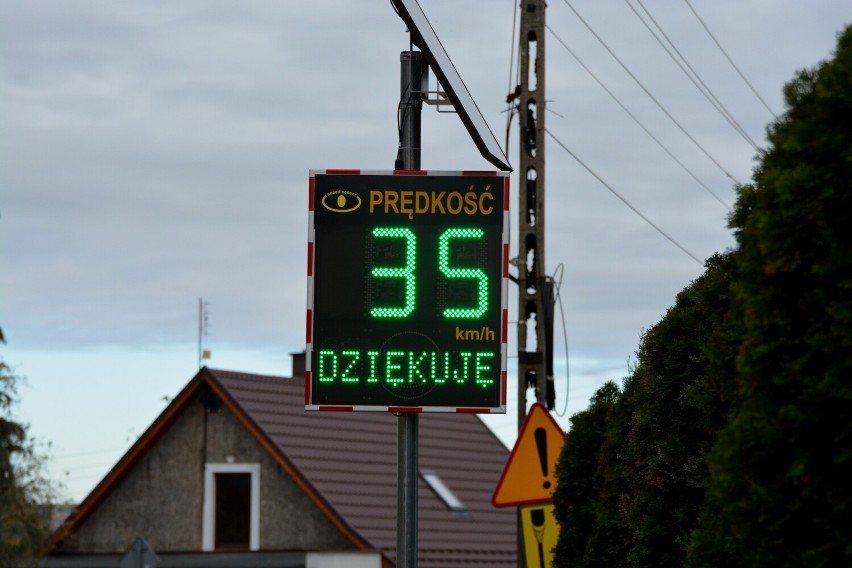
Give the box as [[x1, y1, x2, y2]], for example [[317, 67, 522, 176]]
[[398, 51, 424, 171], [198, 297, 202, 369], [396, 50, 425, 568], [397, 411, 419, 568]]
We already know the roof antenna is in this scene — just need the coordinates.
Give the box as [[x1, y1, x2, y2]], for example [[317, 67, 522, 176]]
[[198, 298, 211, 369]]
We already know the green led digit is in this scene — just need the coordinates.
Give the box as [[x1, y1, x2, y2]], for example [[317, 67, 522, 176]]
[[370, 227, 416, 318], [318, 350, 337, 383], [340, 350, 360, 383], [439, 227, 488, 319]]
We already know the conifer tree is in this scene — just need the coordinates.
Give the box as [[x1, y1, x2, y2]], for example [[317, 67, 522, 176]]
[[689, 26, 852, 566]]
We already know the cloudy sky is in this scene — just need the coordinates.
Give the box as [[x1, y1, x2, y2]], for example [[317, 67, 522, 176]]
[[2, 1, 848, 502]]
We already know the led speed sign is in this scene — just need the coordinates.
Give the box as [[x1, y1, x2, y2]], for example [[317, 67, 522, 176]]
[[306, 170, 509, 412]]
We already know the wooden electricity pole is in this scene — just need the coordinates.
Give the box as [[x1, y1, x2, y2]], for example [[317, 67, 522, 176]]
[[516, 0, 548, 430]]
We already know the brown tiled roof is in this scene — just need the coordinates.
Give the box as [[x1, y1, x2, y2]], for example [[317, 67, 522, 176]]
[[207, 369, 517, 567]]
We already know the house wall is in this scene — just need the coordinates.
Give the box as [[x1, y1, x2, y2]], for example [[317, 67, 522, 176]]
[[62, 386, 353, 553]]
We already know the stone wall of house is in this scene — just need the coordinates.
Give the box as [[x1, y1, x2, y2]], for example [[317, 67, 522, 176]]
[[203, 392, 352, 551], [61, 385, 352, 554]]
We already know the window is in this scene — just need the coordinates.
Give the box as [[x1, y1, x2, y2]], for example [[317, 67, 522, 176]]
[[215, 472, 251, 548], [202, 463, 260, 551], [420, 469, 466, 513]]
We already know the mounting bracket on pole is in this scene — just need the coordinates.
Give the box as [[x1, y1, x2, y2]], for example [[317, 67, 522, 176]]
[[421, 90, 455, 113]]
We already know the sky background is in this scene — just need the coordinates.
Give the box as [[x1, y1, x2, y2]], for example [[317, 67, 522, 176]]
[[2, 1, 848, 503]]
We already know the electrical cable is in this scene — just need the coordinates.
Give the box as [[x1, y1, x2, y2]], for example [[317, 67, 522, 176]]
[[504, 0, 522, 166], [548, 263, 571, 417], [633, 0, 756, 148], [546, 24, 730, 210], [558, 0, 743, 186], [546, 127, 704, 266], [684, 0, 778, 119], [504, 0, 522, 285], [627, 0, 759, 150], [505, 0, 520, 146], [58, 461, 117, 473], [52, 447, 125, 459]]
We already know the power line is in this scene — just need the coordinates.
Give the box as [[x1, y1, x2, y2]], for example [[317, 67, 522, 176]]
[[684, 0, 778, 119], [545, 24, 731, 210], [52, 447, 125, 459], [57, 461, 115, 473], [546, 128, 704, 266], [627, 0, 759, 150], [558, 0, 743, 186]]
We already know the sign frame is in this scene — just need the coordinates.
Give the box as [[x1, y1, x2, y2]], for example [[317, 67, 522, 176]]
[[306, 169, 509, 413]]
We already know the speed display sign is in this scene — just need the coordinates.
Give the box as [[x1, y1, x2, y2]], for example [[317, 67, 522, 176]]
[[306, 170, 509, 412]]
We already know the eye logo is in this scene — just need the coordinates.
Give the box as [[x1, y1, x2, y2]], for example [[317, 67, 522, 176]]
[[321, 190, 361, 213]]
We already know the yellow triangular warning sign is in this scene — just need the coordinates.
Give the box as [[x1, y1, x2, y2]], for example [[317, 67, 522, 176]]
[[492, 403, 565, 507]]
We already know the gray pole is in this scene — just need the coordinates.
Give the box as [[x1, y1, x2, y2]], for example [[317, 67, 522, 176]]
[[397, 411, 419, 568], [517, 0, 548, 428], [516, 2, 547, 565], [398, 51, 423, 171], [396, 50, 425, 568]]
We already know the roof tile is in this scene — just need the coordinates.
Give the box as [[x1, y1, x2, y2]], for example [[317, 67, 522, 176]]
[[208, 369, 517, 567]]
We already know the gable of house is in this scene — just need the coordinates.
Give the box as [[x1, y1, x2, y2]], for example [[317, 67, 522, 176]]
[[55, 381, 354, 555], [45, 365, 517, 567]]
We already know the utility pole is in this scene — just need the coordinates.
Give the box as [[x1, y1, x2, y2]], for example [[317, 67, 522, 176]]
[[514, 4, 548, 564], [516, 0, 548, 429]]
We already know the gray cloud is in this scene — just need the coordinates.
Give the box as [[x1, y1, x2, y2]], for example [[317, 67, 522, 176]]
[[1, 0, 849, 498]]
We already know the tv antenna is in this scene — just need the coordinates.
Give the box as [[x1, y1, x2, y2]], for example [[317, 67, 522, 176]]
[[197, 298, 211, 368]]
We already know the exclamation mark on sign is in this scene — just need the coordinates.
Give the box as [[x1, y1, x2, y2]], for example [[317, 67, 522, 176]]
[[534, 427, 551, 490]]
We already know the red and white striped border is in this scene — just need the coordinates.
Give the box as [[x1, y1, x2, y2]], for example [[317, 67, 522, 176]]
[[305, 169, 509, 413]]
